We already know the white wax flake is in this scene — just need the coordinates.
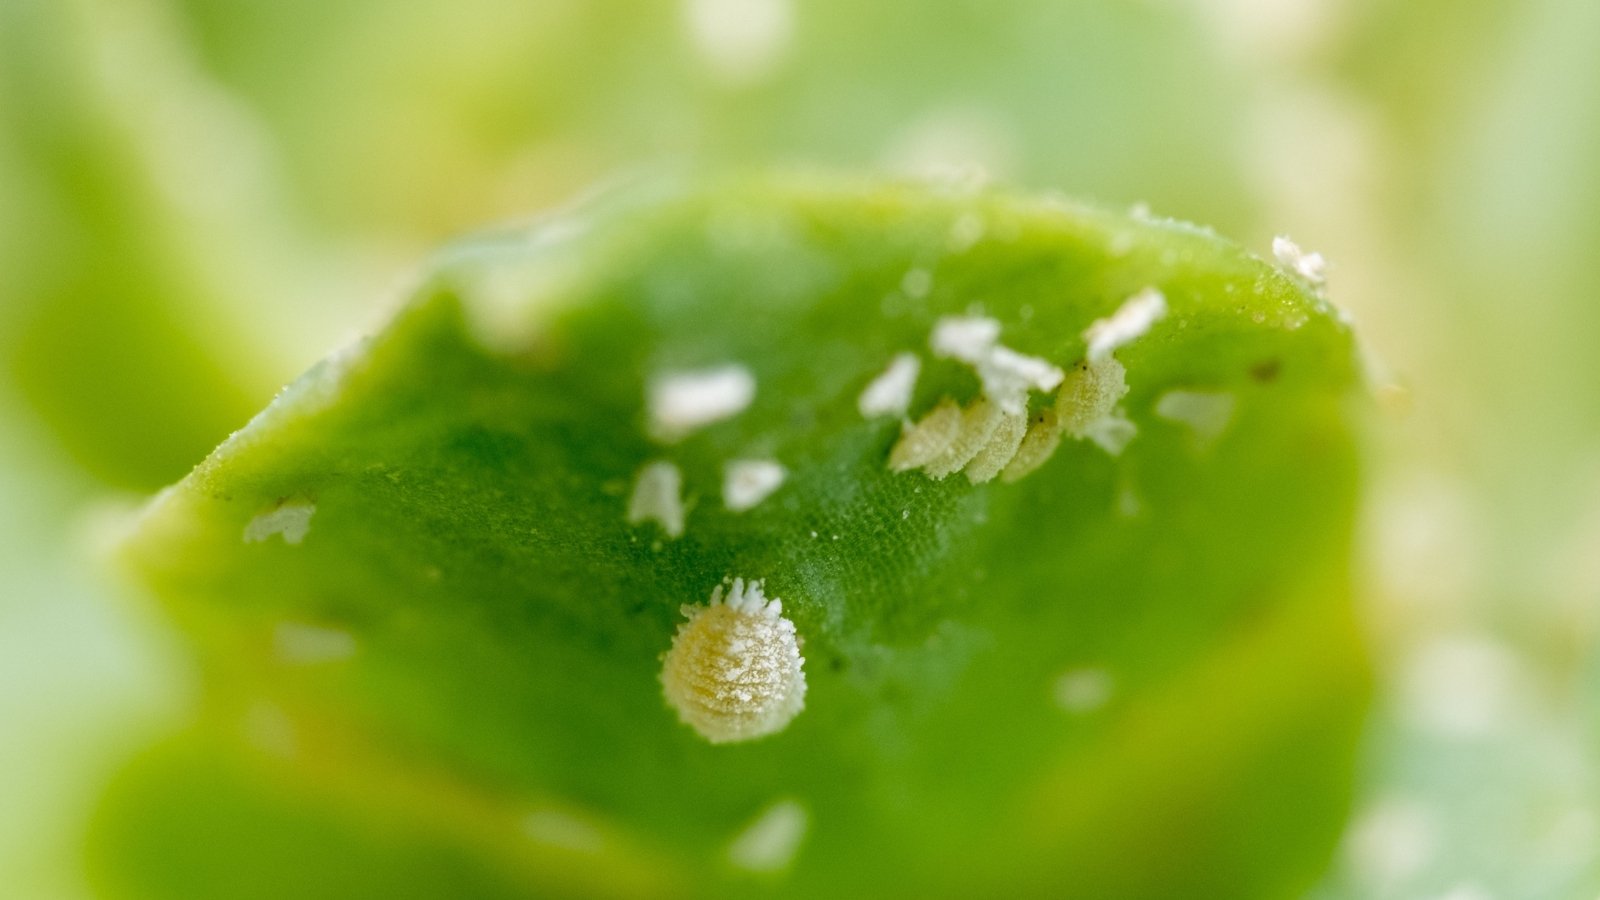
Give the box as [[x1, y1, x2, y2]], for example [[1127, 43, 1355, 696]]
[[627, 461, 685, 538], [900, 267, 933, 299], [648, 365, 756, 442], [1154, 390, 1237, 445], [930, 315, 1062, 414], [243, 502, 315, 545], [930, 315, 1001, 361], [662, 579, 807, 743], [523, 809, 605, 854], [683, 0, 794, 86], [273, 623, 356, 664], [1053, 668, 1113, 713], [727, 799, 809, 872], [976, 345, 1065, 414], [724, 459, 787, 512], [1084, 287, 1167, 362], [1272, 235, 1327, 285], [1082, 411, 1138, 457], [858, 353, 922, 419]]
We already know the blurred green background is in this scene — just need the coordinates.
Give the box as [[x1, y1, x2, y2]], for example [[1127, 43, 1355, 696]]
[[2, 0, 1598, 896]]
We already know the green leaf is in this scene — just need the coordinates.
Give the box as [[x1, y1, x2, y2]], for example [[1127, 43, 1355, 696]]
[[100, 175, 1368, 898], [0, 1, 290, 489]]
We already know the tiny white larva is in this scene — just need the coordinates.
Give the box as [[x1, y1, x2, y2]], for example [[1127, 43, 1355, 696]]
[[661, 578, 806, 744]]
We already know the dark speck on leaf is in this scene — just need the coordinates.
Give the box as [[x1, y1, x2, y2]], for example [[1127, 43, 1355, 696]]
[[1250, 359, 1282, 383]]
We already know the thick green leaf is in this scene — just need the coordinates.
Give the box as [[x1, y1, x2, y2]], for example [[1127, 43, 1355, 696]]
[[102, 175, 1368, 898]]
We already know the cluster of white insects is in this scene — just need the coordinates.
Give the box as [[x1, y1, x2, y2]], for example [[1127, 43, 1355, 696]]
[[639, 253, 1270, 745], [877, 287, 1167, 483]]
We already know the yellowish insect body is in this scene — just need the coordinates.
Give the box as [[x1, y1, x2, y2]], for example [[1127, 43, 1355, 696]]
[[662, 578, 806, 744]]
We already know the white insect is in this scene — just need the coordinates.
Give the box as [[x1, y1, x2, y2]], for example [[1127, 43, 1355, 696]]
[[1001, 407, 1064, 482], [963, 408, 1028, 484], [890, 291, 1166, 480], [661, 578, 807, 744], [889, 397, 963, 471], [1056, 357, 1130, 437], [923, 397, 1005, 479]]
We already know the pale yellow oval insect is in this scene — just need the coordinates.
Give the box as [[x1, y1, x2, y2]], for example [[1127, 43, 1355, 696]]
[[661, 578, 806, 744]]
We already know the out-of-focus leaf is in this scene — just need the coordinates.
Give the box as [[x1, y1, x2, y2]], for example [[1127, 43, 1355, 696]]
[[0, 0, 327, 489]]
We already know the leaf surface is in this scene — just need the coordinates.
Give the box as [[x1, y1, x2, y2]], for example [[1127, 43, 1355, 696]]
[[102, 175, 1368, 899]]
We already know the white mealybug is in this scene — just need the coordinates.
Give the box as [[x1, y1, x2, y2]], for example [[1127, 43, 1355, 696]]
[[662, 578, 806, 744]]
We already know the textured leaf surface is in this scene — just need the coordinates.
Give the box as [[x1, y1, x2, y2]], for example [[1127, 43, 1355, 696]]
[[102, 175, 1368, 898]]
